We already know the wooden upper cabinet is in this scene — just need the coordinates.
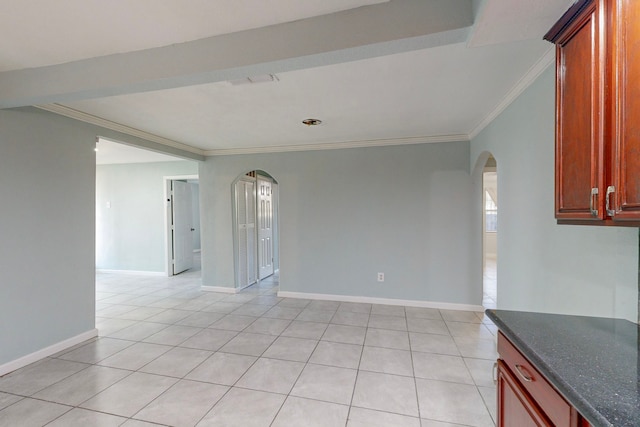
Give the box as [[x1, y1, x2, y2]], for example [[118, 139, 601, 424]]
[[545, 0, 640, 225], [611, 0, 640, 220], [546, 0, 606, 222]]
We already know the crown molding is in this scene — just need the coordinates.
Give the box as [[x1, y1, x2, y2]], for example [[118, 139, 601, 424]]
[[35, 47, 555, 159], [468, 46, 555, 140], [203, 134, 470, 156], [35, 103, 205, 156]]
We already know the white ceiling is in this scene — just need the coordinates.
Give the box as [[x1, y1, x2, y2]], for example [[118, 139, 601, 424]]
[[0, 0, 572, 163]]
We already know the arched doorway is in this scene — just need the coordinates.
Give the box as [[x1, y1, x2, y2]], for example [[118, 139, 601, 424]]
[[232, 170, 279, 291], [482, 156, 497, 308]]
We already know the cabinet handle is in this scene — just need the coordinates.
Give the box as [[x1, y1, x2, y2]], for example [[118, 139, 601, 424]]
[[493, 362, 498, 384], [515, 364, 533, 382], [590, 187, 599, 217], [606, 186, 615, 217]]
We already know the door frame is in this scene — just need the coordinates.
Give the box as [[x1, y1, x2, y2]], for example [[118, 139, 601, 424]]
[[164, 174, 199, 276]]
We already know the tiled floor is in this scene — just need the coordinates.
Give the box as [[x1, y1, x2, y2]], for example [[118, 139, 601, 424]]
[[483, 258, 497, 310], [0, 270, 498, 427]]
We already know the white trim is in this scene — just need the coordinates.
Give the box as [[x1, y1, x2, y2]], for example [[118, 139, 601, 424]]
[[277, 291, 485, 312], [204, 134, 469, 156], [201, 285, 237, 294], [0, 329, 98, 376], [468, 47, 555, 140], [96, 269, 164, 276], [35, 104, 205, 156]]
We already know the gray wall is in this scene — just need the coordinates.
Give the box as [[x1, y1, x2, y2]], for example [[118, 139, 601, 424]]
[[471, 67, 639, 321], [200, 142, 482, 305], [96, 161, 198, 273], [0, 107, 199, 367], [0, 108, 96, 365]]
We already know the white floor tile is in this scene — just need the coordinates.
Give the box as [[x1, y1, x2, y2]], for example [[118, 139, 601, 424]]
[[139, 347, 212, 378], [409, 332, 460, 356], [0, 398, 70, 427], [32, 365, 131, 406], [412, 352, 474, 384], [197, 387, 285, 427], [0, 392, 22, 411], [45, 408, 126, 426], [415, 379, 494, 427], [262, 336, 318, 362], [134, 380, 227, 427], [291, 364, 357, 404], [360, 346, 413, 376], [57, 338, 133, 364], [0, 358, 89, 396], [179, 328, 238, 351], [281, 321, 328, 340], [352, 371, 419, 417], [219, 332, 276, 356], [322, 324, 366, 345], [235, 358, 305, 394], [80, 372, 178, 417], [271, 396, 349, 427], [367, 315, 408, 331], [309, 341, 363, 369], [364, 328, 410, 350], [97, 342, 171, 370], [347, 407, 421, 427], [186, 352, 257, 385]]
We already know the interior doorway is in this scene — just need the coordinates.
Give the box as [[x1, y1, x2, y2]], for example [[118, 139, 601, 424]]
[[482, 156, 497, 308], [234, 170, 279, 290], [95, 137, 201, 277], [165, 175, 201, 276]]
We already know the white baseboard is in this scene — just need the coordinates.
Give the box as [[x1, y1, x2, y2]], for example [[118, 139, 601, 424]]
[[0, 329, 98, 377], [96, 269, 165, 276], [201, 286, 237, 294], [276, 291, 484, 312]]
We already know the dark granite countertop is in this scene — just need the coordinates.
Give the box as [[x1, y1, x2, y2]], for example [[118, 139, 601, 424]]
[[486, 309, 639, 427]]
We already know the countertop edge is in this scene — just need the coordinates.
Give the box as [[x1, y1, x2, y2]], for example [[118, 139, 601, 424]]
[[485, 309, 612, 427]]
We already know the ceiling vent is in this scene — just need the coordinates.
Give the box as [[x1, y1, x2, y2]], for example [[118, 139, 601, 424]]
[[229, 74, 279, 86]]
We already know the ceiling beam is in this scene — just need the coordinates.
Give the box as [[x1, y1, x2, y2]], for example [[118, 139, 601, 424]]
[[0, 0, 473, 108]]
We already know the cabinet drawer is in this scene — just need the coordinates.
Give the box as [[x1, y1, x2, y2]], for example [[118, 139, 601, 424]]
[[498, 332, 572, 427]]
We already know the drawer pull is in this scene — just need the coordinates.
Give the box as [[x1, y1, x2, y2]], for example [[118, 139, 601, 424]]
[[515, 364, 533, 382]]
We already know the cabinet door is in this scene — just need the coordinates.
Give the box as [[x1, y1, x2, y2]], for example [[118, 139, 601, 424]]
[[553, 0, 606, 221], [497, 361, 553, 427], [611, 0, 640, 220]]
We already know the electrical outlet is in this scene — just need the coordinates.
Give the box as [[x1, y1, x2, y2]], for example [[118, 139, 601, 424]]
[[377, 272, 384, 282]]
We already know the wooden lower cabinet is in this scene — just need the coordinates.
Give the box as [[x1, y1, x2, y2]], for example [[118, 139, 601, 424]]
[[498, 360, 552, 426], [497, 333, 589, 427]]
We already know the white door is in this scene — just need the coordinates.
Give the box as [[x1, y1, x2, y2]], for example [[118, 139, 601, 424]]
[[257, 176, 274, 279], [172, 180, 194, 275], [236, 179, 257, 287]]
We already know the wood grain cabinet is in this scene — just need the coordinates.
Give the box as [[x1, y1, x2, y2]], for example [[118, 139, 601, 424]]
[[545, 0, 640, 225], [496, 333, 589, 427]]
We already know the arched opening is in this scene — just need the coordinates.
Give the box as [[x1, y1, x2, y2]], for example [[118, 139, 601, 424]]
[[482, 155, 497, 308], [232, 169, 279, 291]]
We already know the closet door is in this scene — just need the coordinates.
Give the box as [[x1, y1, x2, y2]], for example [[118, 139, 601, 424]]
[[235, 179, 257, 288], [246, 180, 257, 285], [257, 176, 274, 279]]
